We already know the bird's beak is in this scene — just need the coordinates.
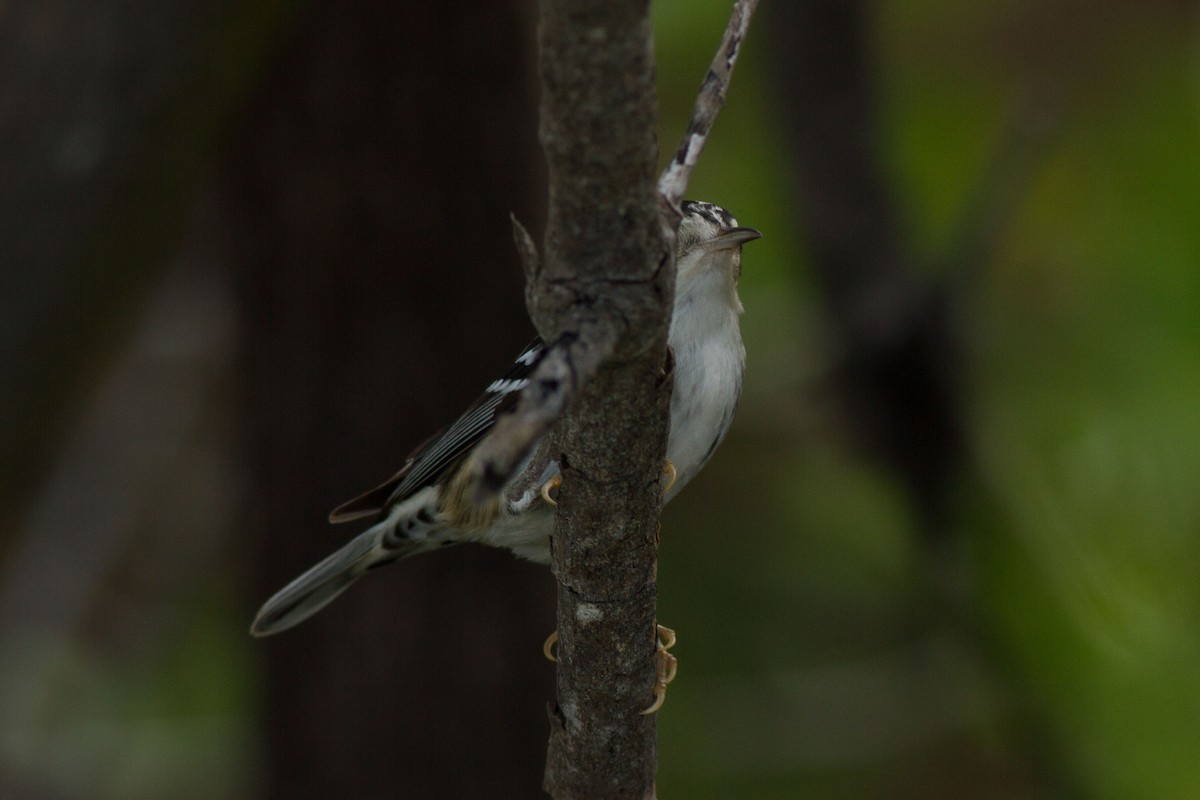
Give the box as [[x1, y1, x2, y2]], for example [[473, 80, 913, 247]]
[[706, 226, 763, 251]]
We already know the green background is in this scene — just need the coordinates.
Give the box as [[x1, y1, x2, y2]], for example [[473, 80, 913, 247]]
[[3, 1, 1197, 797]]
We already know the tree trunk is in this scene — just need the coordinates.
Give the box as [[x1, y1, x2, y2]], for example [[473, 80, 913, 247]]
[[534, 2, 669, 797]]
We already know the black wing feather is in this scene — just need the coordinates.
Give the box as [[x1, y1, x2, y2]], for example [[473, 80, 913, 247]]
[[330, 337, 544, 519]]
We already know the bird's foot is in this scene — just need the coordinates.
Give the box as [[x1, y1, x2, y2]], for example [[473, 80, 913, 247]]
[[540, 475, 561, 507], [640, 624, 678, 715], [541, 462, 676, 713], [542, 461, 672, 508], [544, 624, 678, 714], [542, 474, 564, 506], [661, 459, 677, 495]]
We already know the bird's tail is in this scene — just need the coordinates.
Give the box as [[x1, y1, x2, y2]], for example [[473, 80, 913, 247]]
[[250, 517, 428, 637]]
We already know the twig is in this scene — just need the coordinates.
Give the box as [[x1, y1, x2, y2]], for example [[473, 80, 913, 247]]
[[658, 0, 759, 210]]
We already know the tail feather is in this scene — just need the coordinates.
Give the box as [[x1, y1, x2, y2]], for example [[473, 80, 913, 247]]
[[250, 520, 425, 637]]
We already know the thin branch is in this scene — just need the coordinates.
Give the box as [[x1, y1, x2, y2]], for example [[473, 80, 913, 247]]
[[657, 0, 759, 210]]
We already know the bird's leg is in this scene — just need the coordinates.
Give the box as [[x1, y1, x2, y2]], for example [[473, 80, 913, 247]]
[[640, 624, 678, 715]]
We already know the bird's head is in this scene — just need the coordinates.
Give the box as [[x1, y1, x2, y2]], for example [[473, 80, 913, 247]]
[[674, 200, 761, 311]]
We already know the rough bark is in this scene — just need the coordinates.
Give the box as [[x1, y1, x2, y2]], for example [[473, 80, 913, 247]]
[[526, 2, 759, 797], [533, 3, 669, 798]]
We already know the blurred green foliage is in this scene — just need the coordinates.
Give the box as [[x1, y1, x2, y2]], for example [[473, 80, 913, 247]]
[[654, 1, 1200, 797], [5, 0, 1198, 797]]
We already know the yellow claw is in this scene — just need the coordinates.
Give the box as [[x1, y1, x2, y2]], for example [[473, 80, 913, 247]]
[[661, 460, 677, 495], [640, 624, 679, 715], [542, 462, 671, 507], [540, 475, 562, 507], [545, 624, 677, 713]]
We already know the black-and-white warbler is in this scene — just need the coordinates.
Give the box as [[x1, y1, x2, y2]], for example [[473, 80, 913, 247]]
[[251, 201, 760, 637]]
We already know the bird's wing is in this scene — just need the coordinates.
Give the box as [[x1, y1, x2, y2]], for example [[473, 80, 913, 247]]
[[326, 461, 415, 523], [327, 337, 545, 522]]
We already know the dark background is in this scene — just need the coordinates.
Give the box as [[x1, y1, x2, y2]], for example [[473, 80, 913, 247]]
[[2, 1, 1198, 798]]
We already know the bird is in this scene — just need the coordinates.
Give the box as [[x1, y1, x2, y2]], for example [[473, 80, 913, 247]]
[[251, 200, 760, 638]]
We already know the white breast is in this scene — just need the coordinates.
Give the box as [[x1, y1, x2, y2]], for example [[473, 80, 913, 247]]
[[664, 267, 745, 500]]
